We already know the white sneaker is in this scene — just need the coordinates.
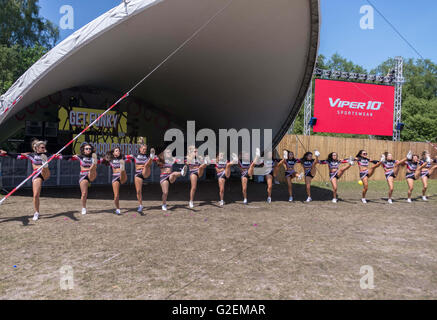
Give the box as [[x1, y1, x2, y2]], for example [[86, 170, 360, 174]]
[[380, 154, 385, 162], [243, 198, 248, 204], [137, 205, 143, 212], [162, 204, 167, 211], [283, 150, 288, 160], [407, 151, 412, 160], [422, 196, 428, 201], [40, 154, 48, 168], [332, 198, 337, 203], [388, 199, 393, 204], [92, 153, 98, 165], [349, 156, 355, 166], [361, 198, 367, 204], [119, 160, 125, 171], [115, 209, 121, 215], [180, 165, 188, 177], [149, 148, 155, 159], [306, 197, 312, 202], [32, 212, 39, 221], [426, 156, 431, 164], [231, 153, 238, 164], [219, 200, 224, 206], [81, 208, 87, 215], [298, 173, 304, 180], [267, 197, 272, 203], [407, 198, 412, 203], [288, 196, 293, 202], [189, 201, 194, 208], [274, 179, 280, 185], [314, 150, 320, 157]]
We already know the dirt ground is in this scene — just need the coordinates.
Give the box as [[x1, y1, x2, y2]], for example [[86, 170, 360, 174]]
[[0, 178, 436, 300]]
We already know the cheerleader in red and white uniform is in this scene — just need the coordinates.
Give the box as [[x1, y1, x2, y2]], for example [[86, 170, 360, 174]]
[[125, 138, 155, 212], [418, 151, 436, 201], [319, 152, 354, 203], [374, 152, 401, 204], [156, 148, 188, 211], [215, 152, 237, 206], [354, 150, 380, 204], [100, 147, 127, 215], [253, 149, 279, 203], [299, 150, 320, 202], [186, 146, 208, 208], [3, 139, 61, 220], [397, 151, 429, 203], [238, 151, 257, 204], [277, 150, 301, 202], [64, 142, 98, 215]]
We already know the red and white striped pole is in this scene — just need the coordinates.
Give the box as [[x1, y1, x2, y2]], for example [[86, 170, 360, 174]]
[[1, 96, 23, 116], [0, 93, 129, 205]]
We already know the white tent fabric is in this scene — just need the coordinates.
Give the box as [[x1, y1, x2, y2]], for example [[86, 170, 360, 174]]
[[0, 0, 320, 146], [0, 0, 159, 118]]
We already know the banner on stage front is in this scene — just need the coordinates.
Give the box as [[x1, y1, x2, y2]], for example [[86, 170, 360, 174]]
[[313, 79, 395, 136]]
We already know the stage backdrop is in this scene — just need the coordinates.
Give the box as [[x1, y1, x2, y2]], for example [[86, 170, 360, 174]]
[[313, 79, 395, 136]]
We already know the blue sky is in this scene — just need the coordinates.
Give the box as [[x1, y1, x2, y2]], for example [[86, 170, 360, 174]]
[[39, 0, 436, 72]]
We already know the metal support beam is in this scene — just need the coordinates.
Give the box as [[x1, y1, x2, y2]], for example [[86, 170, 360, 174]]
[[393, 56, 404, 141], [303, 79, 313, 136]]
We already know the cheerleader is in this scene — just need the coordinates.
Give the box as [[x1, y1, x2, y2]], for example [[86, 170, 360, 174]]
[[101, 147, 127, 215], [374, 152, 401, 204], [4, 139, 60, 220], [397, 151, 429, 203], [125, 138, 155, 212], [215, 152, 237, 206], [253, 149, 279, 203], [65, 142, 98, 215], [418, 151, 436, 201], [300, 150, 320, 202], [238, 151, 256, 204], [186, 146, 208, 208], [156, 148, 188, 211], [277, 150, 301, 202], [354, 150, 380, 204], [319, 152, 354, 203]]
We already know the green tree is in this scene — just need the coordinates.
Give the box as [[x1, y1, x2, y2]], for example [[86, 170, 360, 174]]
[[373, 58, 437, 141], [0, 0, 59, 149], [0, 44, 47, 94], [0, 0, 59, 48]]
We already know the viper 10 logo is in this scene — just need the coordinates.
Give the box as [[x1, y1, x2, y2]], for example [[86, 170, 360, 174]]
[[329, 98, 383, 110]]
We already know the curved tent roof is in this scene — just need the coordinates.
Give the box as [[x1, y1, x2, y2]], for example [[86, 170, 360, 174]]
[[0, 0, 319, 146]]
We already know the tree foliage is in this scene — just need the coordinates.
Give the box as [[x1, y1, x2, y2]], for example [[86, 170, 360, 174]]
[[0, 0, 59, 48], [0, 0, 58, 95]]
